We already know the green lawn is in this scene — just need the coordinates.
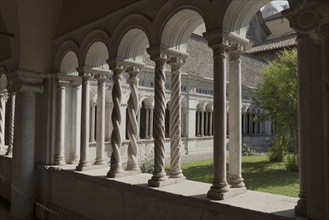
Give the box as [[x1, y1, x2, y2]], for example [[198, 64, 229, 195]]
[[182, 155, 299, 197]]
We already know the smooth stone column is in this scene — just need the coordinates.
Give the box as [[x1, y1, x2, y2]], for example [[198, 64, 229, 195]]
[[95, 74, 107, 165], [105, 103, 112, 142], [10, 71, 44, 219], [107, 63, 124, 177], [209, 110, 213, 136], [149, 107, 153, 138], [200, 110, 204, 137], [205, 111, 209, 136], [125, 65, 142, 172], [6, 92, 15, 155], [69, 83, 81, 164], [168, 57, 185, 179], [203, 36, 230, 199], [54, 81, 66, 165], [76, 70, 93, 171], [227, 45, 245, 188], [147, 49, 168, 186], [249, 113, 253, 135], [89, 104, 96, 143], [145, 107, 150, 138], [196, 111, 200, 136], [0, 91, 7, 149]]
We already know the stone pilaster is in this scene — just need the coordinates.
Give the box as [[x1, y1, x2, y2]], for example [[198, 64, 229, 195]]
[[9, 70, 44, 219], [203, 31, 230, 199], [168, 56, 185, 179], [76, 68, 93, 171], [95, 73, 108, 165], [227, 44, 245, 188], [147, 47, 168, 186], [107, 61, 124, 177], [125, 63, 143, 172]]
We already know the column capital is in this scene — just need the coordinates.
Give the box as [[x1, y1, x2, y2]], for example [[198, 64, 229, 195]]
[[8, 70, 45, 94], [283, 2, 328, 42], [76, 66, 93, 81], [124, 61, 144, 78], [95, 74, 108, 82], [0, 90, 8, 101], [226, 43, 244, 60], [146, 46, 169, 65], [58, 73, 82, 87], [168, 56, 185, 72], [107, 59, 124, 75]]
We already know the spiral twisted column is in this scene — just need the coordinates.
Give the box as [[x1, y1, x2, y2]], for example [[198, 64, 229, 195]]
[[168, 57, 185, 178], [6, 92, 15, 155], [76, 69, 93, 171], [125, 65, 141, 171], [107, 64, 124, 177], [147, 52, 168, 185], [0, 91, 7, 150], [95, 74, 107, 165]]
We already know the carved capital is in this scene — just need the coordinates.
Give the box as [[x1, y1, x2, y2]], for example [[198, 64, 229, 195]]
[[146, 46, 169, 65], [76, 66, 93, 81], [94, 74, 107, 83], [124, 61, 144, 78], [107, 59, 124, 75], [8, 70, 45, 94], [168, 56, 185, 72], [283, 1, 329, 42], [58, 73, 82, 87], [227, 43, 244, 61]]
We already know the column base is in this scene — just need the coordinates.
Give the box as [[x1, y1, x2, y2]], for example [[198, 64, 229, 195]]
[[148, 176, 186, 187], [208, 186, 247, 200], [228, 177, 245, 188], [94, 159, 106, 165], [67, 155, 79, 164], [54, 159, 66, 166], [76, 162, 90, 171], [295, 199, 307, 217], [107, 169, 140, 178]]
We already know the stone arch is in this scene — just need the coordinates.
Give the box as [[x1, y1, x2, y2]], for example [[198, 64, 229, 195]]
[[84, 41, 109, 69], [79, 29, 111, 66], [53, 39, 79, 73], [109, 14, 152, 60], [222, 0, 290, 40], [59, 51, 79, 75], [160, 9, 206, 52]]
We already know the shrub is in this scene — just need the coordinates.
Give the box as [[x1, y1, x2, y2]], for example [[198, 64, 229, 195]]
[[242, 144, 257, 156], [285, 153, 299, 172], [139, 144, 154, 174], [267, 136, 286, 162]]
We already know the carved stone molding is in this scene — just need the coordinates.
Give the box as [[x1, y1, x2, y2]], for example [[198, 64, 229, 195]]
[[8, 70, 45, 94]]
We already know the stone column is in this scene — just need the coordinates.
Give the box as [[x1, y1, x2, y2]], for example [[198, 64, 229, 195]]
[[283, 4, 328, 217], [89, 104, 96, 143], [227, 45, 245, 188], [0, 90, 7, 149], [196, 111, 200, 136], [105, 103, 112, 142], [6, 92, 15, 155], [200, 109, 204, 137], [249, 113, 253, 135], [205, 111, 209, 136], [203, 32, 229, 199], [137, 106, 141, 139], [147, 48, 168, 186], [209, 110, 213, 136], [145, 107, 150, 138], [10, 71, 44, 219], [76, 69, 93, 171], [125, 65, 142, 172], [107, 62, 124, 177], [69, 83, 81, 164], [95, 74, 107, 165], [149, 107, 154, 138], [168, 57, 185, 179], [54, 81, 66, 165]]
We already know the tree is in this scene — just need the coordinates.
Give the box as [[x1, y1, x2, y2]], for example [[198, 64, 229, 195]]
[[252, 49, 298, 165]]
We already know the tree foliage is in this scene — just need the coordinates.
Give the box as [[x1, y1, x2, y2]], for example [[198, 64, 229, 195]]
[[252, 49, 298, 164]]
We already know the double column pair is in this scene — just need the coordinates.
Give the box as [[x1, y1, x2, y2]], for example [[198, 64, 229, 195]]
[[203, 31, 245, 199], [147, 48, 186, 186]]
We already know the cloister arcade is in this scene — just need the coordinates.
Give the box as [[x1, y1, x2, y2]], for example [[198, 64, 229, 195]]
[[0, 0, 328, 219]]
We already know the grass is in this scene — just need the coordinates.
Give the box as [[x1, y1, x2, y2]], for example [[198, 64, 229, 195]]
[[181, 155, 299, 197]]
